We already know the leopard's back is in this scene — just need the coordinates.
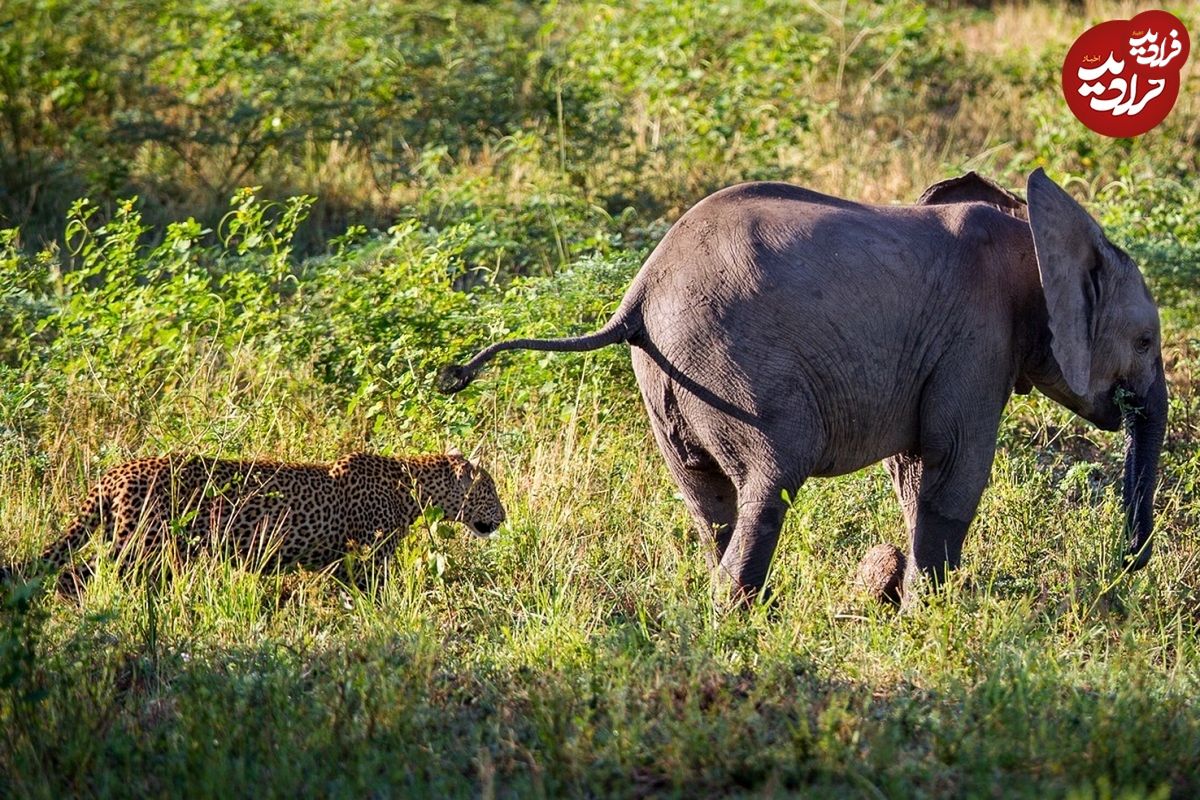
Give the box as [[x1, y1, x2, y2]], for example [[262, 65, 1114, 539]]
[[18, 450, 501, 588], [92, 454, 350, 568]]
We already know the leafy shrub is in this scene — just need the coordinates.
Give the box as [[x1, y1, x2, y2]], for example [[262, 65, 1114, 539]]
[[555, 0, 939, 208], [1, 189, 639, 460]]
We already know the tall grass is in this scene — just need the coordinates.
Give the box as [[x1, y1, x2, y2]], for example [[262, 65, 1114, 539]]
[[4, 371, 1200, 795]]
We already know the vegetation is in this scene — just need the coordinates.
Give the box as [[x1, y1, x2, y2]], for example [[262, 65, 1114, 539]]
[[2, 0, 1199, 796]]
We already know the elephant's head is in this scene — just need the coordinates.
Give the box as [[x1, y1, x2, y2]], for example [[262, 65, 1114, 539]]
[[1025, 168, 1167, 570]]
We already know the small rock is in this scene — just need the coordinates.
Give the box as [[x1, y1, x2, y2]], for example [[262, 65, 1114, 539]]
[[856, 543, 906, 606]]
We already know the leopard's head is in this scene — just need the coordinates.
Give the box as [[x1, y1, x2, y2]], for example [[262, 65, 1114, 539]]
[[447, 454, 506, 538]]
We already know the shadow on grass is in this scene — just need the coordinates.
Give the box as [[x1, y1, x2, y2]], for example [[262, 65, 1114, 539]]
[[0, 572, 1195, 799]]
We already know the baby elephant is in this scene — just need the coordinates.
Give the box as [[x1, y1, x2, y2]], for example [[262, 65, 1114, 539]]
[[6, 450, 504, 591], [441, 170, 1166, 606]]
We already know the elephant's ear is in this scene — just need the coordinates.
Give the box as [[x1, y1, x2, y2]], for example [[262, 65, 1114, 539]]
[[917, 171, 1028, 220], [1027, 168, 1109, 397]]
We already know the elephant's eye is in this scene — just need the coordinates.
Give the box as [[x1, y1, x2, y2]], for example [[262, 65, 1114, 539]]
[[1134, 333, 1154, 354]]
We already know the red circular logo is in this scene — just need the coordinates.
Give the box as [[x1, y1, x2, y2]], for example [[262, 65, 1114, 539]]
[[1062, 9, 1190, 138]]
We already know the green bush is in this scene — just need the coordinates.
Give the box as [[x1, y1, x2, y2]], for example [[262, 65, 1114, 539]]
[[1, 189, 639, 460]]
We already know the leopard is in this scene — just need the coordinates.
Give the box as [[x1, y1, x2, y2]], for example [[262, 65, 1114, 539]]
[[6, 450, 505, 591]]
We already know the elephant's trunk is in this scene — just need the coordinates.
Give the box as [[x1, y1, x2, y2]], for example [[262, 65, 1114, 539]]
[[1122, 357, 1168, 570]]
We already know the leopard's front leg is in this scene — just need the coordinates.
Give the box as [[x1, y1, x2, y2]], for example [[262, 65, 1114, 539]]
[[337, 527, 407, 593]]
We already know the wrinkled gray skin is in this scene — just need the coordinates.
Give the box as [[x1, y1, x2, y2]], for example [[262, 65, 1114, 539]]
[[440, 169, 1167, 605]]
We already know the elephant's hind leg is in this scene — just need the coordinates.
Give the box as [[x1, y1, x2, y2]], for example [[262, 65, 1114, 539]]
[[645, 418, 738, 567], [675, 462, 738, 569], [716, 483, 792, 605], [634, 349, 738, 565]]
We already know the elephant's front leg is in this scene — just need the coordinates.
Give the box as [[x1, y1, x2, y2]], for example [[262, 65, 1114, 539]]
[[883, 451, 920, 604], [888, 451, 978, 603], [903, 395, 1003, 603], [906, 499, 973, 595]]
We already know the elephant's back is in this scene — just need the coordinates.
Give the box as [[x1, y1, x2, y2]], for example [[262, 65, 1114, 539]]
[[692, 180, 866, 214], [637, 182, 955, 344], [642, 181, 955, 290]]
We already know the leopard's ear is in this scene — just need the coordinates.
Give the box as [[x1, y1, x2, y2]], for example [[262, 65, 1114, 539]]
[[447, 444, 464, 458], [467, 441, 485, 468]]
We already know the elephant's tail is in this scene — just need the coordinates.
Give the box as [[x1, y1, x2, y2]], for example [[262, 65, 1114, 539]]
[[437, 282, 645, 394]]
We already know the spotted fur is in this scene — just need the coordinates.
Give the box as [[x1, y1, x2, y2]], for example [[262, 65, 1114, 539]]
[[15, 452, 504, 587]]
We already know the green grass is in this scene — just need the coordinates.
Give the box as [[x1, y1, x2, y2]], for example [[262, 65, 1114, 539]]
[[4, 393, 1200, 797], [3, 0, 1200, 796]]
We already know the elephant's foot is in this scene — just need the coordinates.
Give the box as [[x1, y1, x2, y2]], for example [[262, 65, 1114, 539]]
[[709, 566, 776, 614]]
